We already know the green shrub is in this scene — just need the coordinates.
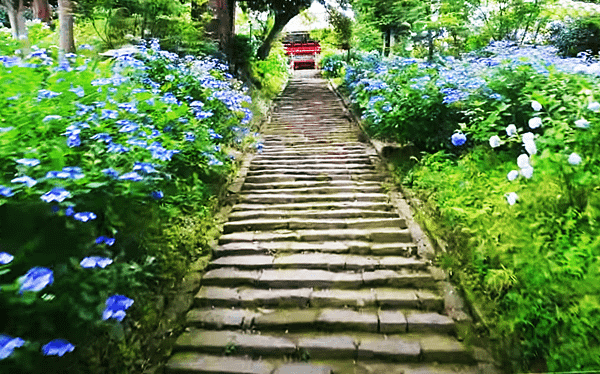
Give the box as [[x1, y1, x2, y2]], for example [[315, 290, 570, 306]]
[[553, 16, 600, 57]]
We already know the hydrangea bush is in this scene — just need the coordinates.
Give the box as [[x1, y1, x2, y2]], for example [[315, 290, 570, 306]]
[[332, 41, 600, 370], [0, 24, 262, 372]]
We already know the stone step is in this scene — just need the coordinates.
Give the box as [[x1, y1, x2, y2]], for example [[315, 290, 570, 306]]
[[227, 209, 398, 221], [238, 193, 389, 204], [201, 268, 434, 289], [239, 185, 382, 195], [245, 168, 377, 177], [253, 154, 371, 161], [213, 241, 417, 258], [208, 254, 426, 271], [170, 330, 473, 364], [165, 352, 483, 374], [241, 180, 380, 190], [218, 228, 412, 245], [185, 309, 454, 334], [243, 173, 386, 184], [222, 217, 406, 233], [250, 157, 371, 165], [258, 149, 367, 156], [195, 286, 442, 310], [231, 201, 392, 212], [249, 163, 375, 172]]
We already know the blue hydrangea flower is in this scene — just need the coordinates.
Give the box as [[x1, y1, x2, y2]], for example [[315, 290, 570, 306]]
[[20, 267, 53, 293], [195, 110, 213, 120], [0, 335, 25, 360], [126, 137, 148, 147], [208, 129, 223, 139], [11, 176, 37, 188], [117, 102, 138, 113], [41, 339, 75, 357], [69, 86, 85, 97], [46, 167, 84, 180], [100, 109, 119, 120], [119, 172, 143, 181], [133, 162, 158, 174], [73, 212, 97, 222], [151, 190, 164, 200], [95, 236, 115, 246], [65, 206, 75, 217], [102, 168, 120, 178], [91, 133, 112, 143], [0, 185, 14, 197], [451, 133, 467, 146], [107, 142, 129, 153], [117, 120, 139, 133], [67, 133, 81, 147], [38, 89, 62, 99], [16, 158, 40, 167], [102, 295, 134, 321], [0, 252, 14, 265], [80, 256, 113, 269], [40, 188, 71, 203], [42, 115, 62, 122], [184, 132, 195, 142]]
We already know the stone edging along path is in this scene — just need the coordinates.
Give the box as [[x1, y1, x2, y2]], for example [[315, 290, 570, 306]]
[[163, 70, 502, 374]]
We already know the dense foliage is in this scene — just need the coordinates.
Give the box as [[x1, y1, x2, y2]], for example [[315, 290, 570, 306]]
[[0, 21, 263, 373], [327, 34, 600, 371]]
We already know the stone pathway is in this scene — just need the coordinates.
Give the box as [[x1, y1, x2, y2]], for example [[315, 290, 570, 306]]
[[165, 71, 489, 373]]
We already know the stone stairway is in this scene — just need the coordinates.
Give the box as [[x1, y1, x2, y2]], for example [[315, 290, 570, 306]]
[[165, 72, 484, 374]]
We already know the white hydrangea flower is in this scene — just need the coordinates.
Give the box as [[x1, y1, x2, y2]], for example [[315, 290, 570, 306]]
[[489, 135, 501, 148], [507, 170, 519, 181], [588, 102, 600, 112], [568, 153, 582, 165], [505, 192, 518, 205], [524, 140, 537, 155], [528, 117, 542, 129], [517, 154, 530, 169], [506, 124, 517, 137], [575, 118, 590, 128], [520, 166, 534, 179], [531, 100, 542, 111]]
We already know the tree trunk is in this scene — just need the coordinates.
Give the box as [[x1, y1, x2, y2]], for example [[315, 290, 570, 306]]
[[5, 0, 27, 39], [256, 10, 297, 60], [32, 0, 51, 22], [58, 0, 75, 53]]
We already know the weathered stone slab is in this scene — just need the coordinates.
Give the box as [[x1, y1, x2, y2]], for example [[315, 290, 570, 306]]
[[186, 308, 252, 329], [370, 243, 417, 256], [378, 257, 428, 270], [310, 289, 376, 308], [166, 352, 274, 374], [374, 289, 419, 309], [201, 268, 260, 287], [194, 287, 241, 307], [416, 290, 444, 311], [238, 288, 312, 308], [317, 309, 378, 332], [297, 336, 357, 359], [210, 255, 274, 270], [258, 269, 334, 288], [272, 363, 333, 374], [252, 309, 320, 330], [407, 313, 455, 333], [368, 229, 412, 243], [214, 242, 267, 257], [344, 255, 379, 270], [174, 330, 235, 354], [223, 219, 288, 233], [274, 253, 346, 270], [357, 338, 421, 362], [234, 332, 297, 355], [420, 335, 474, 364], [362, 270, 401, 286], [378, 310, 408, 333]]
